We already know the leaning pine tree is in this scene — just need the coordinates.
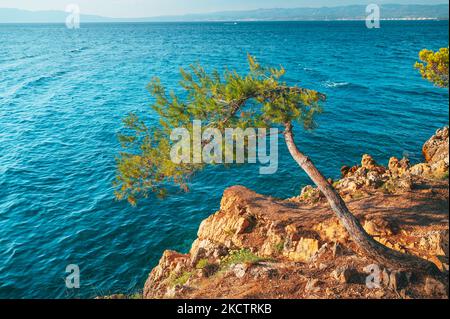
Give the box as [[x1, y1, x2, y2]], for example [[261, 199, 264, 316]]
[[115, 55, 439, 273]]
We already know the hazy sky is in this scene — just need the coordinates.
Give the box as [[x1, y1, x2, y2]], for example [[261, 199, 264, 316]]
[[0, 0, 447, 18]]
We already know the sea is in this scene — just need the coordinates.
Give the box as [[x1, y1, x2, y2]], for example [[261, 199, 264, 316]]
[[0, 21, 448, 298]]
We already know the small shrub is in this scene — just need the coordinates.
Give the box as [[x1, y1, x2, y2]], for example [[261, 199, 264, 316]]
[[381, 181, 396, 194], [220, 248, 265, 269], [196, 258, 210, 269], [172, 271, 192, 287], [274, 241, 285, 253], [129, 292, 142, 299]]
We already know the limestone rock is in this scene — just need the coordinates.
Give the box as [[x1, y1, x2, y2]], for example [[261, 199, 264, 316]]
[[332, 242, 343, 258], [423, 126, 449, 164], [314, 219, 348, 243], [230, 263, 248, 279], [388, 271, 409, 291], [388, 157, 410, 177], [332, 266, 360, 284], [250, 263, 279, 279], [190, 247, 206, 267], [361, 154, 378, 170], [143, 250, 190, 299], [408, 127, 450, 180], [142, 146, 449, 299], [340, 165, 351, 178], [283, 237, 320, 262], [419, 230, 449, 258], [363, 218, 394, 237], [309, 243, 329, 263]]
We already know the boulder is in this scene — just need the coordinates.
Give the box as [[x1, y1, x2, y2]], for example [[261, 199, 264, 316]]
[[388, 157, 410, 177], [340, 165, 351, 178], [423, 126, 449, 164], [361, 154, 378, 170]]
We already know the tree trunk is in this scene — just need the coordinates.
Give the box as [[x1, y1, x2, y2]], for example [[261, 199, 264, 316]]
[[283, 122, 439, 273]]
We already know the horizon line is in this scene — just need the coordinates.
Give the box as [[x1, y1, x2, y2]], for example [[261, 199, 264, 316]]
[[0, 3, 449, 21], [1, 19, 448, 25]]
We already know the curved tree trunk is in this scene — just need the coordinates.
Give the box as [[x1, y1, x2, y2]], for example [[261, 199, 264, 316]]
[[284, 122, 439, 273]]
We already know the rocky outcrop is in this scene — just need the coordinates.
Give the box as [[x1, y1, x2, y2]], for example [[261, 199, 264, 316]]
[[142, 128, 449, 299], [143, 183, 448, 299], [295, 127, 449, 203], [410, 126, 449, 179], [423, 126, 449, 163], [294, 153, 413, 204]]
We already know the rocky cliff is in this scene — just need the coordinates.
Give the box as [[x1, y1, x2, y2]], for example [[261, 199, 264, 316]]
[[142, 127, 449, 299]]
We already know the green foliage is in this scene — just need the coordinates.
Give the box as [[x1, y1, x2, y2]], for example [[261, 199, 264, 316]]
[[195, 258, 210, 269], [415, 47, 449, 88], [128, 292, 143, 299], [220, 248, 265, 268], [170, 271, 192, 287], [115, 55, 325, 205], [273, 241, 285, 253], [332, 180, 340, 188], [100, 292, 142, 299]]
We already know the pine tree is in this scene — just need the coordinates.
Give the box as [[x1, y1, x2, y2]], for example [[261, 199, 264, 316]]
[[415, 47, 449, 88], [115, 55, 439, 273]]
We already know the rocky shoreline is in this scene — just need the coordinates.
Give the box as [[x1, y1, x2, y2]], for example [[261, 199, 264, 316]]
[[109, 127, 449, 299]]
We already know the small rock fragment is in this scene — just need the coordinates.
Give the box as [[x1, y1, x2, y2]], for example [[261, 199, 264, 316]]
[[332, 242, 343, 258], [305, 278, 320, 292], [190, 247, 206, 267], [230, 263, 248, 279], [319, 263, 327, 270]]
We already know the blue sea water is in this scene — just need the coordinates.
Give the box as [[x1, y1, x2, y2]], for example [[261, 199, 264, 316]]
[[0, 21, 448, 299]]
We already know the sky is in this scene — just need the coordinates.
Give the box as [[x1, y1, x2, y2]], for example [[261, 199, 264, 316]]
[[0, 0, 448, 18]]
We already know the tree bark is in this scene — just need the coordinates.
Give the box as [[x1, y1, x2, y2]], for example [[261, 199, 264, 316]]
[[284, 122, 439, 273]]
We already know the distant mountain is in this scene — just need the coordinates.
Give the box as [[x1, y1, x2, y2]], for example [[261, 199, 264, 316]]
[[0, 4, 448, 23], [0, 8, 114, 23], [148, 4, 450, 22]]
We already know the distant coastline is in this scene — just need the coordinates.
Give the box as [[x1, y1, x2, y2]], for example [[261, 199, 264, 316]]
[[1, 4, 448, 24], [0, 18, 448, 25]]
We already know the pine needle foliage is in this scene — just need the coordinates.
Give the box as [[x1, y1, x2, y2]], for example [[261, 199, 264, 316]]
[[415, 47, 449, 88], [114, 55, 325, 205]]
